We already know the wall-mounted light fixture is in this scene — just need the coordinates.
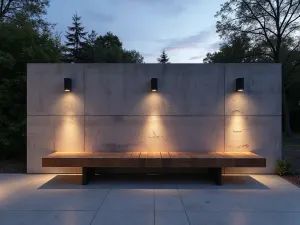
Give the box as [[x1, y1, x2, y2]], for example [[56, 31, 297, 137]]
[[64, 78, 72, 92], [151, 78, 158, 92], [236, 78, 244, 92]]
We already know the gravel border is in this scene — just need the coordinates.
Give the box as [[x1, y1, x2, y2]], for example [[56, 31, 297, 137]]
[[0, 160, 26, 173], [282, 175, 300, 188]]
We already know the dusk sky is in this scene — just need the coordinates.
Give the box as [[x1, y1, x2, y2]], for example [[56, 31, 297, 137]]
[[47, 0, 225, 63]]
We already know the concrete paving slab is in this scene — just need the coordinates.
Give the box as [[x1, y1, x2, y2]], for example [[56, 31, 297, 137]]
[[187, 211, 300, 225], [155, 211, 189, 225], [0, 210, 95, 225], [91, 211, 154, 225], [155, 190, 184, 211], [179, 189, 300, 212], [101, 189, 154, 211], [1, 189, 109, 211], [251, 175, 300, 191], [0, 174, 299, 225]]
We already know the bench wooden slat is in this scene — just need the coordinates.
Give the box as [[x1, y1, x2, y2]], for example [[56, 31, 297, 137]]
[[160, 152, 170, 158], [140, 152, 148, 159], [42, 151, 266, 168], [169, 152, 182, 158], [131, 152, 140, 158]]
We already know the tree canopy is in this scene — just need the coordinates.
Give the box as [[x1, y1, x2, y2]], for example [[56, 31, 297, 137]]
[[81, 31, 144, 63], [65, 13, 87, 62], [0, 0, 49, 21], [0, 4, 144, 159], [207, 0, 300, 136], [157, 50, 170, 64], [0, 1, 63, 159]]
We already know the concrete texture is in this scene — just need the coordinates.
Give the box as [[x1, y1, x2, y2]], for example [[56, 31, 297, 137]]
[[27, 64, 85, 116], [225, 63, 282, 116], [225, 116, 282, 173], [27, 116, 83, 173], [85, 64, 225, 115], [0, 174, 299, 225], [85, 116, 224, 152], [27, 63, 282, 174]]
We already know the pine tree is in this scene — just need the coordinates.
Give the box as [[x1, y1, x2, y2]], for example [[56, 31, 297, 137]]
[[157, 50, 170, 64], [65, 13, 87, 62], [82, 30, 98, 62]]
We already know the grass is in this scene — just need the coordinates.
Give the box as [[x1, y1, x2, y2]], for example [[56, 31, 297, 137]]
[[283, 134, 300, 150]]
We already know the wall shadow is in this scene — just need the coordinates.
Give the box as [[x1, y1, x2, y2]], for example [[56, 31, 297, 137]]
[[38, 174, 269, 190]]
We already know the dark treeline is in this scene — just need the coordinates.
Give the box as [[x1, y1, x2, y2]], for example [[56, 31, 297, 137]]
[[0, 0, 144, 159], [0, 0, 299, 160], [204, 0, 300, 136]]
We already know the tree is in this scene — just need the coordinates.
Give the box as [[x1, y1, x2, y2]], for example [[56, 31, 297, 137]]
[[82, 30, 98, 62], [0, 0, 49, 22], [0, 16, 63, 159], [204, 35, 271, 63], [95, 32, 122, 49], [84, 31, 144, 63], [215, 0, 300, 136], [123, 50, 144, 63], [65, 13, 87, 62], [157, 50, 169, 64]]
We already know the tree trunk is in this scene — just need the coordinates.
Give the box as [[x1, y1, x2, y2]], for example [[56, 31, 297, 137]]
[[283, 91, 292, 137]]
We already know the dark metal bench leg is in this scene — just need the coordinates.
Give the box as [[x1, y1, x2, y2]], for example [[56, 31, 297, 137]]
[[215, 168, 222, 186], [208, 168, 222, 185], [88, 168, 95, 181], [82, 167, 89, 185], [82, 168, 95, 185]]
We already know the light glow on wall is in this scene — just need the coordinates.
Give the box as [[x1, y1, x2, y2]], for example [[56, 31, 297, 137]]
[[53, 90, 84, 153], [226, 91, 257, 115], [226, 93, 252, 152], [141, 115, 170, 152], [56, 116, 83, 152], [54, 92, 83, 116], [138, 92, 175, 152]]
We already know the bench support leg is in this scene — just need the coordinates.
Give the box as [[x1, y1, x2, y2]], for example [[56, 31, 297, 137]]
[[82, 167, 88, 185], [208, 168, 222, 185], [88, 168, 95, 180], [82, 168, 95, 185], [215, 168, 222, 186]]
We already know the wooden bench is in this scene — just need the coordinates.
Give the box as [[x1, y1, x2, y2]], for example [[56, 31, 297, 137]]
[[42, 152, 266, 185]]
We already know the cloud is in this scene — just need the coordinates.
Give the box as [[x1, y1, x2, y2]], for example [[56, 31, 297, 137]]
[[83, 9, 115, 23], [208, 41, 221, 51], [111, 0, 194, 15], [142, 52, 155, 57], [163, 27, 216, 52], [189, 56, 203, 60], [188, 41, 222, 62]]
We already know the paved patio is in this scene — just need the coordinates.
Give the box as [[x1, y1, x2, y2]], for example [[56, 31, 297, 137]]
[[0, 174, 299, 225]]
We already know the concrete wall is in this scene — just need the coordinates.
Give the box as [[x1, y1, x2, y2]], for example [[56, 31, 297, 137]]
[[27, 63, 282, 174]]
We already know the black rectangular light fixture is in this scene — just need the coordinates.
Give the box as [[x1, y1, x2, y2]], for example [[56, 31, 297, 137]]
[[64, 78, 72, 92], [151, 78, 158, 92], [236, 78, 244, 92]]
